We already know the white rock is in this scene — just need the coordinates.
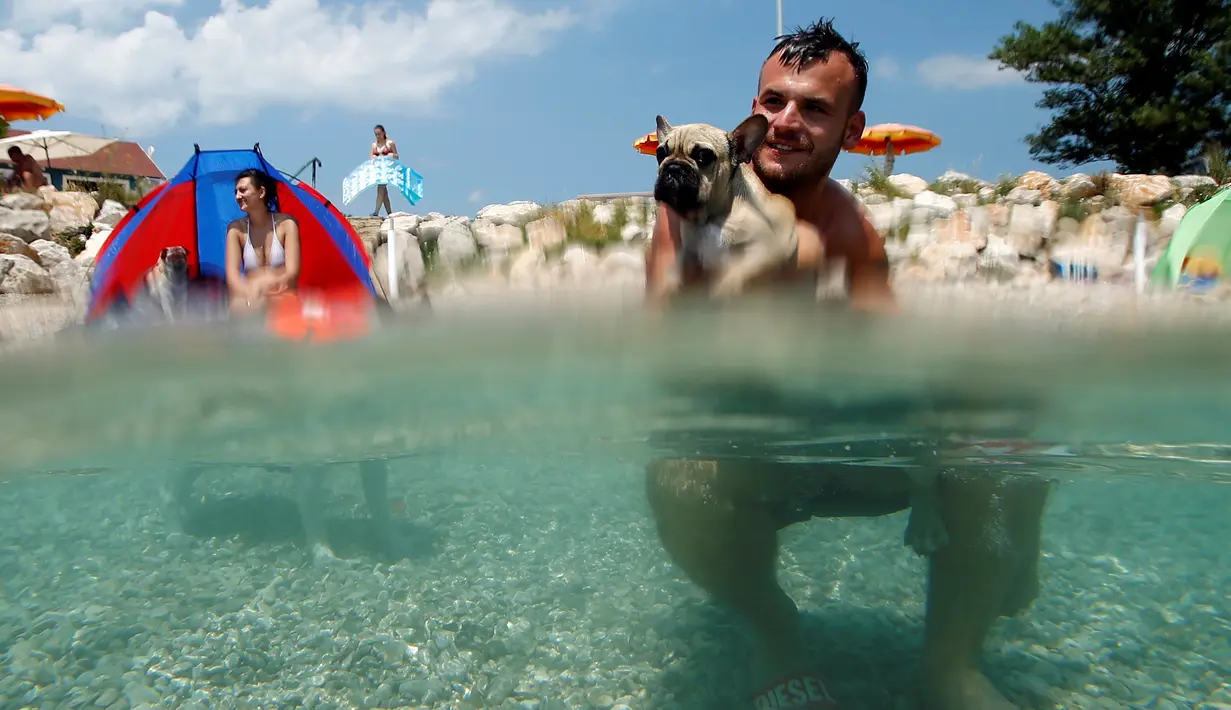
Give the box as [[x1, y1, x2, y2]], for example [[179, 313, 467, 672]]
[[49, 206, 91, 234], [1159, 203, 1187, 238], [559, 244, 599, 281], [620, 222, 648, 242], [1059, 173, 1098, 200], [372, 226, 425, 300], [0, 192, 48, 212], [1006, 187, 1043, 206], [0, 254, 55, 294], [912, 191, 958, 218], [471, 219, 525, 253], [599, 246, 645, 275], [77, 228, 112, 264], [978, 234, 1021, 281], [27, 239, 71, 267], [1006, 204, 1047, 255], [1172, 175, 1216, 190], [49, 259, 90, 302], [92, 199, 130, 230], [507, 247, 547, 288], [435, 221, 478, 267], [933, 170, 980, 190], [888, 173, 929, 197], [587, 203, 614, 225], [525, 217, 567, 251], [0, 208, 51, 243], [952, 193, 979, 210], [476, 201, 542, 228], [417, 215, 470, 242]]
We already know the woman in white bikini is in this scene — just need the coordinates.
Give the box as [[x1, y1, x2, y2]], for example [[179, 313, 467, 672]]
[[370, 124, 398, 217], [225, 168, 301, 313]]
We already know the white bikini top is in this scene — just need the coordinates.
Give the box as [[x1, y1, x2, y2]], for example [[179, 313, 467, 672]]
[[242, 215, 285, 271]]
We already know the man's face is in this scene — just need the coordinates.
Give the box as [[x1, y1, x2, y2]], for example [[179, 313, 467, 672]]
[[750, 51, 865, 194]]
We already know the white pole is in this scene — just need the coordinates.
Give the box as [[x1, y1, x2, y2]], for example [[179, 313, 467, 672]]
[[1133, 210, 1147, 294], [776, 0, 783, 36], [386, 215, 399, 301]]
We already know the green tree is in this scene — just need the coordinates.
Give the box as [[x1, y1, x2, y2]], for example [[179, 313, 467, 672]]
[[989, 0, 1230, 174]]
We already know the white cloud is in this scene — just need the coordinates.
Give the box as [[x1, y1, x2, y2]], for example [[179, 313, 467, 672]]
[[7, 0, 185, 32], [468, 189, 485, 203], [872, 57, 900, 79], [916, 54, 1024, 90], [3, 0, 582, 137]]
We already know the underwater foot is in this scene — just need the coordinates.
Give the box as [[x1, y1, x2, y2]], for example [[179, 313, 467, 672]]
[[748, 631, 837, 708], [922, 669, 1017, 710], [309, 542, 358, 570]]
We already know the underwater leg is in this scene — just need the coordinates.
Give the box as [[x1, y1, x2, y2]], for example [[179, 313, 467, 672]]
[[920, 468, 1051, 710], [645, 458, 810, 686], [161, 465, 205, 533], [293, 465, 349, 568], [359, 459, 402, 561]]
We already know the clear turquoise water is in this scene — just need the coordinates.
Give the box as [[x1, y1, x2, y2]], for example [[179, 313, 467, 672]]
[[1, 299, 1229, 709]]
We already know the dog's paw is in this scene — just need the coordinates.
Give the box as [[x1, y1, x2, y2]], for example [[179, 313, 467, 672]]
[[709, 273, 747, 299], [904, 497, 949, 557]]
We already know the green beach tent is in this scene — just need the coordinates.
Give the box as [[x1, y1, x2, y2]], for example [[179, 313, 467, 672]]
[[1151, 186, 1231, 288]]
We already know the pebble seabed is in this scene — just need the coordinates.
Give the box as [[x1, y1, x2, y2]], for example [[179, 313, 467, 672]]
[[2, 442, 1230, 710]]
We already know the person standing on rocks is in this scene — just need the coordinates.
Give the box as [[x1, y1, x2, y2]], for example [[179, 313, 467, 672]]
[[370, 124, 399, 218], [643, 17, 1051, 710]]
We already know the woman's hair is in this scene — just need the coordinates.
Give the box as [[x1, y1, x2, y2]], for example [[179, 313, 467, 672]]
[[235, 168, 278, 211], [374, 124, 385, 133]]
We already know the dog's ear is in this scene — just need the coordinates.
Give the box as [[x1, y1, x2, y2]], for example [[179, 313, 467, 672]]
[[655, 115, 673, 146], [160, 247, 169, 260], [729, 114, 771, 164]]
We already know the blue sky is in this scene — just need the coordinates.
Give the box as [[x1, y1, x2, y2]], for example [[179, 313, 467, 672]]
[[5, 0, 1117, 218]]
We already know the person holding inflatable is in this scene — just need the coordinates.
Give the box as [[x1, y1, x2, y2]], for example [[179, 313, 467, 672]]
[[370, 124, 398, 217], [225, 168, 301, 314]]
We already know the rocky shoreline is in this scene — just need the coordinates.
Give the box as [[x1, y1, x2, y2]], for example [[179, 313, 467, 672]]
[[1, 167, 1229, 345], [349, 168, 1228, 306]]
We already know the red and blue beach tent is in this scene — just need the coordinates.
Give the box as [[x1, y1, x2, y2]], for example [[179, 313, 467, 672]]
[[87, 144, 376, 322]]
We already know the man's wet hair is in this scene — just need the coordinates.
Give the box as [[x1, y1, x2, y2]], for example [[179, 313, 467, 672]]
[[768, 17, 869, 114]]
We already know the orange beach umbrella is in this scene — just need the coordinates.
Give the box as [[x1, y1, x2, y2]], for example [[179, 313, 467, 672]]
[[634, 132, 658, 156], [0, 84, 66, 122], [848, 123, 940, 172]]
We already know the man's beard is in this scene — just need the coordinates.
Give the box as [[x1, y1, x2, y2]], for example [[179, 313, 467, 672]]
[[753, 140, 844, 196]]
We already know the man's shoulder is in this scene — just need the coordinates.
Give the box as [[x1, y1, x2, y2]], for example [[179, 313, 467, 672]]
[[802, 177, 873, 242], [821, 177, 868, 227]]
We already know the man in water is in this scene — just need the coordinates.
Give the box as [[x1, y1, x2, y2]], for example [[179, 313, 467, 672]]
[[643, 17, 1050, 710]]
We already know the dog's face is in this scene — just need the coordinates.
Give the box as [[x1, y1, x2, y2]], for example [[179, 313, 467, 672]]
[[652, 114, 771, 217], [160, 246, 189, 276]]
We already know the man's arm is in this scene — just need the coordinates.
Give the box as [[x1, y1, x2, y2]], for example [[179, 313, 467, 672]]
[[645, 202, 680, 304], [840, 203, 897, 313]]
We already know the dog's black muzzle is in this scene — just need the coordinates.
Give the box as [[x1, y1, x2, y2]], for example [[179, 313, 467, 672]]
[[654, 160, 702, 213]]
